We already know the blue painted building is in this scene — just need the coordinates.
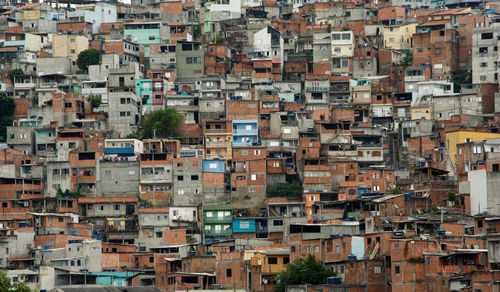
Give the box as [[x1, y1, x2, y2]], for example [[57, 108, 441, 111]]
[[233, 218, 268, 237], [202, 160, 225, 173], [89, 272, 138, 286], [233, 218, 256, 233], [232, 119, 258, 147]]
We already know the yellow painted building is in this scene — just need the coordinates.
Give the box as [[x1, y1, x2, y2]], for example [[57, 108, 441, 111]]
[[383, 23, 418, 50], [250, 248, 290, 275], [410, 105, 433, 120], [205, 132, 232, 160], [23, 10, 41, 20], [446, 130, 500, 166], [52, 35, 89, 61]]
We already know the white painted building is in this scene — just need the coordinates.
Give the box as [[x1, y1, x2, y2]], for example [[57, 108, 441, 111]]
[[67, 3, 117, 34]]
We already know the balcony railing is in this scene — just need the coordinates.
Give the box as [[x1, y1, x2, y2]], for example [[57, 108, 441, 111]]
[[204, 229, 232, 236], [206, 141, 231, 147], [204, 216, 232, 223], [305, 86, 328, 92]]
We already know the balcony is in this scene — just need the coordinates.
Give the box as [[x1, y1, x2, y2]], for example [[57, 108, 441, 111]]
[[305, 86, 329, 92], [77, 175, 96, 183], [14, 82, 36, 90], [204, 229, 232, 236], [36, 136, 57, 145], [204, 216, 232, 223], [205, 128, 231, 134], [76, 159, 96, 168], [140, 174, 172, 184], [443, 265, 474, 274], [206, 141, 231, 148], [233, 129, 258, 136]]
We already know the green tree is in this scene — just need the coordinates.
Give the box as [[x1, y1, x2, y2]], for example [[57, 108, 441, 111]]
[[447, 192, 456, 202], [274, 255, 334, 292], [0, 269, 31, 292], [390, 188, 402, 195], [267, 181, 303, 198], [76, 49, 102, 73], [451, 69, 472, 93], [403, 51, 413, 65], [125, 130, 143, 139], [0, 94, 15, 142], [142, 108, 183, 139], [193, 25, 201, 40], [7, 69, 24, 82], [88, 95, 101, 109]]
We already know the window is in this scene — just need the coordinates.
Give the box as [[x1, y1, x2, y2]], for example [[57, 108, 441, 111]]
[[70, 38, 75, 43], [374, 266, 382, 274], [191, 175, 198, 181], [156, 231, 163, 238], [480, 75, 486, 81], [395, 244, 399, 253], [311, 92, 323, 100], [479, 47, 488, 54], [439, 30, 445, 36], [149, 36, 155, 40], [480, 62, 488, 68], [481, 32, 493, 39], [177, 175, 183, 181], [226, 269, 232, 277], [341, 58, 348, 67], [58, 217, 64, 222], [114, 205, 120, 210], [268, 257, 278, 264], [434, 48, 441, 55], [70, 49, 75, 54], [395, 266, 400, 275], [273, 220, 283, 226]]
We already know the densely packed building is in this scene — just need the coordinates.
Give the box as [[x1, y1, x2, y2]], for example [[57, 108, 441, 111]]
[[1, 0, 500, 291]]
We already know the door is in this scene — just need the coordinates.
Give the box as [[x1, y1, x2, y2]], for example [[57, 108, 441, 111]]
[[126, 204, 135, 216]]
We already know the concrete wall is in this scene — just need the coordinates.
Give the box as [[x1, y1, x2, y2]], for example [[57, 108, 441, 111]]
[[468, 169, 487, 215], [36, 240, 102, 272], [173, 158, 204, 206], [472, 28, 499, 84], [37, 57, 75, 76], [98, 161, 140, 196], [0, 231, 35, 268], [107, 91, 139, 137]]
